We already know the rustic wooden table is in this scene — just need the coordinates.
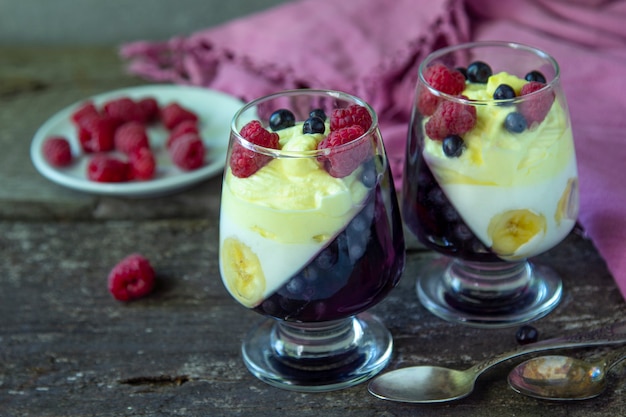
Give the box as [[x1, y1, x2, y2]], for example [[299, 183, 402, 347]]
[[1, 46, 625, 417]]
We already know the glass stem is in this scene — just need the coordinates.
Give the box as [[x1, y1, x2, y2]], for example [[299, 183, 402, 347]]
[[445, 259, 532, 304], [270, 318, 363, 370]]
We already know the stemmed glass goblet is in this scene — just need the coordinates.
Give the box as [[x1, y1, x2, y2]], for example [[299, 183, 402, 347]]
[[219, 89, 405, 391], [402, 41, 579, 327]]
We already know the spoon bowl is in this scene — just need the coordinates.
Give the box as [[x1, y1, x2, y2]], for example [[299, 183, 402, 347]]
[[508, 349, 626, 401], [368, 366, 475, 403], [368, 320, 626, 403]]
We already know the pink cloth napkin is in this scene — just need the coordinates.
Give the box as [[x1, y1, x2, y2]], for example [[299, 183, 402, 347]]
[[120, 0, 626, 300]]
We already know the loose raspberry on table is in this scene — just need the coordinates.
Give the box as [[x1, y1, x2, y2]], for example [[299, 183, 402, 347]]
[[129, 147, 156, 180], [108, 253, 155, 302], [169, 133, 206, 171], [330, 105, 372, 132], [114, 121, 150, 155], [160, 102, 199, 130], [417, 63, 467, 116], [424, 99, 477, 140], [229, 120, 280, 178], [77, 114, 118, 153], [86, 154, 130, 182], [166, 120, 199, 149], [42, 136, 73, 167], [103, 97, 147, 124], [317, 125, 369, 178], [518, 81, 554, 126]]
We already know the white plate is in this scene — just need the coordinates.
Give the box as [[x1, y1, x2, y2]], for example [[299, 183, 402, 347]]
[[30, 85, 243, 197]]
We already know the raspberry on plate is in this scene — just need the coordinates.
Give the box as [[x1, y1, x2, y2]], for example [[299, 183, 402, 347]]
[[86, 154, 130, 182], [169, 133, 206, 171], [229, 120, 279, 178], [160, 102, 199, 130], [317, 125, 369, 178], [166, 120, 199, 149], [417, 63, 467, 116], [42, 136, 73, 167], [137, 97, 160, 123], [114, 121, 150, 155], [102, 97, 147, 124], [518, 81, 554, 126], [129, 147, 156, 180], [108, 253, 155, 302], [330, 105, 372, 132], [71, 101, 100, 125], [425, 99, 477, 140], [77, 114, 118, 153]]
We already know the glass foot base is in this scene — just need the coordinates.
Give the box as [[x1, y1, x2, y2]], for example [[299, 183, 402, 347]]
[[416, 257, 562, 328], [241, 313, 393, 392]]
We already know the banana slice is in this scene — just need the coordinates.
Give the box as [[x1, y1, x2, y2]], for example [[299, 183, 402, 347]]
[[220, 237, 266, 308], [555, 178, 579, 225], [488, 209, 547, 258]]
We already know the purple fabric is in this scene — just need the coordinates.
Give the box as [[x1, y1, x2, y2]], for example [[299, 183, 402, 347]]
[[121, 0, 626, 299]]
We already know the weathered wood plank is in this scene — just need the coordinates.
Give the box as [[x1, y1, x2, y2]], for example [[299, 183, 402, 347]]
[[1, 219, 624, 416]]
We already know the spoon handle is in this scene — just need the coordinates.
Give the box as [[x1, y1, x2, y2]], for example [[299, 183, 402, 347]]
[[470, 319, 626, 376], [600, 347, 626, 372]]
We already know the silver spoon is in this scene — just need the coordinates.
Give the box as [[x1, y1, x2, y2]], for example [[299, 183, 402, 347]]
[[507, 348, 626, 400], [368, 320, 626, 403]]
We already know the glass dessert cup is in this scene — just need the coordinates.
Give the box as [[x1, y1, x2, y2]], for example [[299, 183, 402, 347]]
[[402, 42, 579, 328], [219, 89, 405, 391]]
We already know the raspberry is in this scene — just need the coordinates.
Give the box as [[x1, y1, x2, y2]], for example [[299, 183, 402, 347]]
[[417, 63, 466, 115], [137, 97, 160, 123], [114, 121, 150, 155], [416, 89, 442, 117], [166, 120, 198, 149], [317, 125, 369, 178], [77, 115, 117, 152], [86, 154, 130, 182], [129, 147, 156, 180], [107, 254, 155, 302], [42, 136, 73, 167], [71, 101, 99, 125], [160, 102, 198, 130], [229, 120, 280, 178], [103, 97, 147, 124], [169, 133, 206, 171], [518, 81, 554, 126], [425, 100, 477, 140], [330, 105, 372, 132]]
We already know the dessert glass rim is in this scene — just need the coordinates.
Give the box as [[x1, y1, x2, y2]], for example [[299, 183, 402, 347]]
[[418, 41, 561, 106], [229, 88, 379, 158]]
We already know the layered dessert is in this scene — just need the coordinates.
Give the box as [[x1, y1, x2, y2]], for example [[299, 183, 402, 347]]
[[403, 62, 578, 261], [220, 105, 404, 322]]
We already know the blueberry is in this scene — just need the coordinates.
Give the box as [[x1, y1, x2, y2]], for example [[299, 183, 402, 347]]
[[303, 116, 326, 134], [493, 84, 516, 102], [349, 214, 369, 232], [442, 135, 465, 157], [504, 112, 527, 133], [455, 67, 468, 79], [309, 108, 327, 121], [269, 109, 295, 131], [466, 61, 492, 83], [454, 224, 474, 241], [516, 325, 539, 345], [316, 247, 338, 270], [360, 158, 377, 188], [286, 277, 305, 294], [525, 70, 546, 83]]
